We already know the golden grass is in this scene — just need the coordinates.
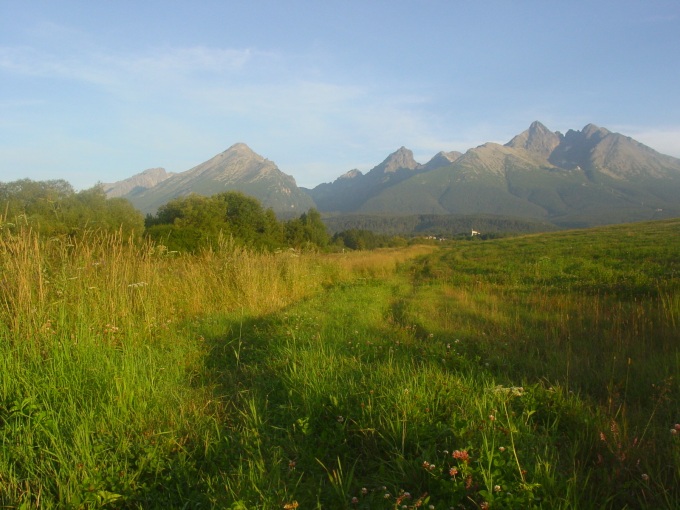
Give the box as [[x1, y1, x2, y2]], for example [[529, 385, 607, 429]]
[[325, 245, 436, 278], [0, 229, 433, 346]]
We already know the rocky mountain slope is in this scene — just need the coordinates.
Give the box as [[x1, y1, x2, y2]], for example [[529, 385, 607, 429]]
[[105, 122, 680, 228], [107, 143, 314, 215], [103, 167, 174, 198], [307, 122, 680, 227], [302, 147, 462, 213]]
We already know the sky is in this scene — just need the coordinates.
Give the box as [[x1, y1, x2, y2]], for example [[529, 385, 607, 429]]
[[1, 0, 679, 190]]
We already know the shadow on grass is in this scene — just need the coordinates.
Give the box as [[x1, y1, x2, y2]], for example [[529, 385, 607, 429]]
[[154, 272, 679, 509]]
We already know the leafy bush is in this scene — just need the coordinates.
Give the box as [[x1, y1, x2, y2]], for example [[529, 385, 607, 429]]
[[145, 192, 331, 252], [0, 179, 144, 238]]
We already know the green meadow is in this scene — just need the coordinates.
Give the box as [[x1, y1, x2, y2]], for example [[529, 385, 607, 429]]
[[1, 220, 678, 509]]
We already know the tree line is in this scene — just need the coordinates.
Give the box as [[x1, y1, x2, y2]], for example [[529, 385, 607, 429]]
[[0, 179, 407, 252], [324, 212, 557, 237]]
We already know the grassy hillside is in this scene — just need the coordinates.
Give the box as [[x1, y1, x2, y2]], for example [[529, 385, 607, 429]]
[[1, 221, 678, 508]]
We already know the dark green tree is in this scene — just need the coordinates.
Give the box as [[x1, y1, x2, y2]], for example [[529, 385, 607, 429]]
[[284, 208, 330, 249], [331, 229, 404, 250], [144, 191, 286, 252]]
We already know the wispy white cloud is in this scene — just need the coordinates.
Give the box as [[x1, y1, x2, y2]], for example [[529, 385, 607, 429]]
[[0, 45, 114, 85], [117, 46, 259, 76], [1, 42, 450, 185], [0, 42, 476, 157], [0, 44, 267, 90]]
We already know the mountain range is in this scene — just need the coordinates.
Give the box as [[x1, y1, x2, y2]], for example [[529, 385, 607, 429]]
[[103, 143, 314, 216], [105, 122, 680, 229]]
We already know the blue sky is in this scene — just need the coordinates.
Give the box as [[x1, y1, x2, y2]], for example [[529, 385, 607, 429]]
[[1, 0, 679, 189]]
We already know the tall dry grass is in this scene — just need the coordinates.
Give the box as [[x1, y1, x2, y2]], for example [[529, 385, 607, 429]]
[[326, 244, 436, 278], [0, 229, 337, 347]]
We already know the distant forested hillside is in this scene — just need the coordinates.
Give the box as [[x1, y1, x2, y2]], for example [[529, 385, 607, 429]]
[[322, 213, 558, 237]]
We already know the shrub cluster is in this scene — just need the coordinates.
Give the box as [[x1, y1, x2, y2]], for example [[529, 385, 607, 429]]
[[0, 179, 143, 238]]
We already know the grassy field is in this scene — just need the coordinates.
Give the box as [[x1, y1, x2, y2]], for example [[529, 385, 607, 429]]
[[0, 221, 678, 508]]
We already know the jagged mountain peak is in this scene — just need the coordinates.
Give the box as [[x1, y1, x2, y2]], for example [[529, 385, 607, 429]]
[[506, 121, 562, 158], [227, 142, 251, 151], [141, 167, 169, 177], [434, 150, 462, 163], [106, 143, 314, 214], [337, 169, 363, 180], [423, 150, 463, 170], [582, 123, 610, 139], [550, 124, 624, 173], [559, 123, 611, 146], [530, 120, 549, 130], [106, 121, 680, 227], [376, 146, 420, 173], [213, 142, 264, 162]]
